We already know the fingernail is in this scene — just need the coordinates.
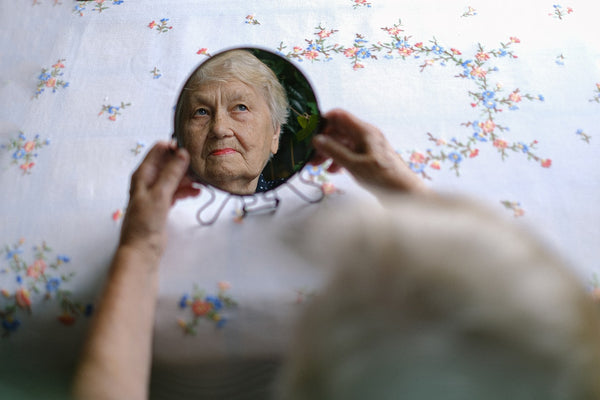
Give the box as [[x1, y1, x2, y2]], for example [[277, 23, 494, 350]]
[[175, 147, 187, 161], [314, 135, 327, 144]]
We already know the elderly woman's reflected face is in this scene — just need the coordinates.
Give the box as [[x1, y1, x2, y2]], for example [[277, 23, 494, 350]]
[[181, 79, 280, 194]]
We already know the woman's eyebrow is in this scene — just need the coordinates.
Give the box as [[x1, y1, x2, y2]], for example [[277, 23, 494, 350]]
[[225, 91, 251, 103]]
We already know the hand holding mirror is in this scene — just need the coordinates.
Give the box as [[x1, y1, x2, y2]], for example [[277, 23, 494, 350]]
[[173, 47, 321, 195]]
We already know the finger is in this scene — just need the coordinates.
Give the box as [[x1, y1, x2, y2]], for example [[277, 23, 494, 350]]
[[172, 176, 201, 204], [326, 162, 344, 173], [312, 134, 358, 170], [131, 142, 171, 194], [152, 147, 190, 202], [308, 145, 330, 166], [321, 108, 372, 143]]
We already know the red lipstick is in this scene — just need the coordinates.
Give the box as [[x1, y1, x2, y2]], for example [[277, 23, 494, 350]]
[[211, 148, 236, 156]]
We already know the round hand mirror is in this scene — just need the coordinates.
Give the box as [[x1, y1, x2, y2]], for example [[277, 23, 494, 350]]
[[173, 47, 322, 195]]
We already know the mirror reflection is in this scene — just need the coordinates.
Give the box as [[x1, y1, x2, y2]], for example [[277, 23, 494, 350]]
[[174, 48, 321, 195]]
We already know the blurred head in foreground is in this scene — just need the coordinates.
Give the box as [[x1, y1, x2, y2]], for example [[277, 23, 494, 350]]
[[278, 194, 600, 400]]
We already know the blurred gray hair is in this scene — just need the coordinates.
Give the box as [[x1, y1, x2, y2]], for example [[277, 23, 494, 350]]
[[277, 194, 600, 400]]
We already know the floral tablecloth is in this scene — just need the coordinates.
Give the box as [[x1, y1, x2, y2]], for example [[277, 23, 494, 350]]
[[1, 1, 599, 398]]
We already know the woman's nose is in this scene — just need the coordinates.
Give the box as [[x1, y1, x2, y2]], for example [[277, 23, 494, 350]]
[[210, 109, 233, 138]]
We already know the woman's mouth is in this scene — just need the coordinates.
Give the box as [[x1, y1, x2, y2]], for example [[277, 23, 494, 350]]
[[210, 148, 237, 156]]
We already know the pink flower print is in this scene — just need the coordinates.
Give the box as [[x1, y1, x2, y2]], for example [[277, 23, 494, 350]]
[[509, 91, 522, 103], [108, 115, 116, 121], [475, 52, 490, 61], [398, 47, 413, 57], [218, 281, 231, 291], [481, 119, 495, 134], [148, 21, 156, 29], [19, 162, 35, 172], [451, 48, 462, 55], [469, 149, 479, 158], [470, 66, 487, 78], [493, 139, 508, 149], [344, 47, 358, 57], [384, 27, 403, 36], [321, 182, 337, 195], [304, 50, 319, 60], [509, 37, 520, 44], [26, 259, 47, 279], [52, 61, 64, 69], [15, 288, 31, 309], [541, 159, 552, 168], [293, 46, 303, 53], [430, 161, 441, 170], [317, 29, 332, 39], [353, 63, 365, 70], [45, 78, 56, 88], [410, 151, 426, 164], [112, 209, 122, 221], [23, 141, 35, 153], [196, 48, 208, 55]]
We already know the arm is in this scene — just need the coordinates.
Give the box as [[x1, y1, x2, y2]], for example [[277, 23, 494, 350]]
[[72, 142, 200, 400], [310, 108, 429, 194]]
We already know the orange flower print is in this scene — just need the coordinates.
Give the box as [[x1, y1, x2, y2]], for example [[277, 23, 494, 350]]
[[192, 300, 212, 316], [493, 139, 508, 149], [23, 141, 35, 153], [15, 288, 31, 309], [321, 182, 337, 195], [58, 313, 76, 326]]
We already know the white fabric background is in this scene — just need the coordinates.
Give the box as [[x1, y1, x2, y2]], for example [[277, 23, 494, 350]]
[[1, 1, 599, 397]]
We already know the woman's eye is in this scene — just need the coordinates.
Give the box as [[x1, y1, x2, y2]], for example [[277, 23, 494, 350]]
[[234, 104, 248, 112], [194, 108, 208, 116]]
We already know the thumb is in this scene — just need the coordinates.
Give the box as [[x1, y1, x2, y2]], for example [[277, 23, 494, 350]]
[[313, 134, 357, 169], [154, 148, 190, 199]]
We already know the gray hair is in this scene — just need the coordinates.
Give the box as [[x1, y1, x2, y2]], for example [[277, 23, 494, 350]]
[[175, 49, 289, 142]]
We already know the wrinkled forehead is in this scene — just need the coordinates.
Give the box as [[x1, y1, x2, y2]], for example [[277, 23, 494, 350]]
[[182, 79, 270, 111]]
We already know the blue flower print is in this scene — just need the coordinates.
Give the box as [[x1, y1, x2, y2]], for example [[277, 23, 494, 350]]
[[431, 45, 444, 55], [357, 48, 371, 59], [205, 296, 223, 311], [179, 294, 190, 309], [448, 152, 463, 163], [46, 278, 61, 292]]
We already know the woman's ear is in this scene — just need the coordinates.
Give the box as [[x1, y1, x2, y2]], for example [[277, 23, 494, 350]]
[[270, 125, 281, 154]]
